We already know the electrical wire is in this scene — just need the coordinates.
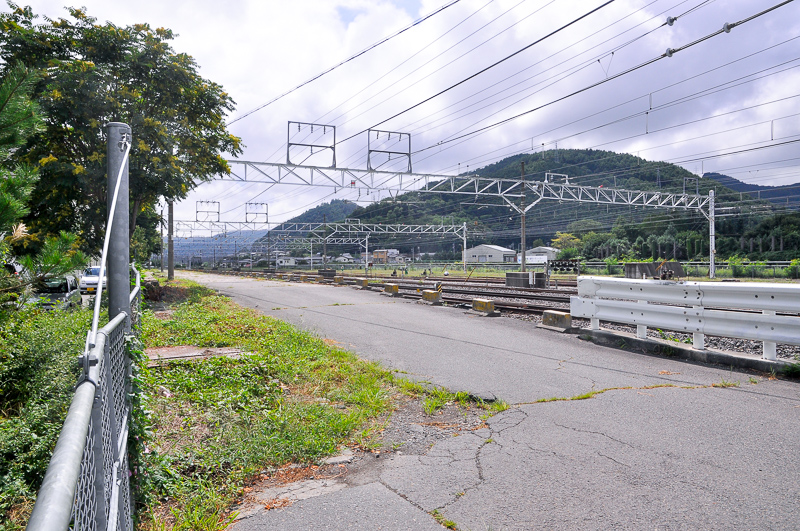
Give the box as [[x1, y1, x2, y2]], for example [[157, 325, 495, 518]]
[[413, 0, 797, 154], [337, 0, 617, 145], [226, 0, 464, 126]]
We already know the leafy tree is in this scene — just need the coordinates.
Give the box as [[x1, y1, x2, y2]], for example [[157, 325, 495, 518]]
[[0, 3, 243, 254], [557, 247, 580, 260], [551, 232, 580, 249], [0, 62, 86, 300]]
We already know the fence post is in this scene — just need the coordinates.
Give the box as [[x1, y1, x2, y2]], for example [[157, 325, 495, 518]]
[[106, 122, 132, 331]]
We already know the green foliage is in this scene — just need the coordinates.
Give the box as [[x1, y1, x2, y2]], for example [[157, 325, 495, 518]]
[[0, 62, 40, 239], [138, 285, 396, 522], [0, 3, 243, 253], [551, 232, 580, 250], [783, 362, 800, 379], [430, 509, 458, 529], [0, 307, 92, 525], [556, 247, 580, 260], [0, 61, 86, 308]]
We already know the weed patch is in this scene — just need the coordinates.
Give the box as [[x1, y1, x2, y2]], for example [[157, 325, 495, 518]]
[[431, 509, 458, 529], [137, 279, 504, 528], [0, 307, 93, 528], [783, 362, 800, 379], [138, 284, 395, 526]]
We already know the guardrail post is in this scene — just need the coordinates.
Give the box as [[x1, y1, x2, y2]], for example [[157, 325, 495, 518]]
[[693, 305, 705, 350], [763, 310, 777, 360], [636, 301, 647, 339], [107, 122, 132, 332]]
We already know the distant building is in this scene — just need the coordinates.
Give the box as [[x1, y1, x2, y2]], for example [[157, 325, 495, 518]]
[[528, 246, 559, 261], [277, 257, 297, 267], [465, 244, 517, 263], [372, 249, 388, 264]]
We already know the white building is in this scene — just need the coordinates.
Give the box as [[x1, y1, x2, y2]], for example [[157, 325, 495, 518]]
[[465, 244, 517, 263], [277, 257, 297, 267], [528, 246, 559, 260]]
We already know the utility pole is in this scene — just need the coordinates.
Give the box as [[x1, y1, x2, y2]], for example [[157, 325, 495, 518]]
[[709, 189, 716, 279], [168, 200, 174, 280], [106, 122, 132, 330], [520, 161, 526, 273], [462, 222, 467, 272], [160, 207, 164, 272], [323, 214, 327, 268]]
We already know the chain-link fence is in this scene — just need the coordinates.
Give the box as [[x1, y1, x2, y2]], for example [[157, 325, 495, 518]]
[[27, 266, 140, 530], [27, 123, 138, 530]]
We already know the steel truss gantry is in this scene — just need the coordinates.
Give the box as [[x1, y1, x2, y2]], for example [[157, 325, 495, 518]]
[[270, 220, 467, 268], [222, 161, 711, 213], [219, 161, 718, 277], [168, 220, 467, 267], [173, 220, 271, 237]]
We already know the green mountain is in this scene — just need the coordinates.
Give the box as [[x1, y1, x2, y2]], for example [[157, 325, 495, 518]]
[[347, 149, 739, 252], [281, 198, 358, 224], [261, 150, 800, 261]]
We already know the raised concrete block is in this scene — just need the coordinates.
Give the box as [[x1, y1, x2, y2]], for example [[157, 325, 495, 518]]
[[300, 274, 309, 282], [506, 272, 532, 288], [334, 276, 344, 284], [383, 283, 400, 297], [421, 290, 442, 305], [472, 298, 499, 316], [539, 310, 573, 332], [355, 278, 370, 289], [316, 275, 326, 283]]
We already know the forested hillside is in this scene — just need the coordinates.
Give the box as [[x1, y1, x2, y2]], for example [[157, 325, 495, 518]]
[[259, 150, 799, 262]]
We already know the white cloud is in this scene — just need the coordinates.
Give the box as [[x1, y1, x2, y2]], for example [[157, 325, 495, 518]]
[[13, 0, 800, 232]]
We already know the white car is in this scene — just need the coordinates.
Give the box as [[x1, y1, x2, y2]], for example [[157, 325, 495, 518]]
[[30, 275, 82, 310], [79, 266, 107, 295]]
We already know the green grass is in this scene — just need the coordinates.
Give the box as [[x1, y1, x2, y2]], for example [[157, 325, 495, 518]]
[[392, 377, 505, 415], [712, 378, 740, 388], [138, 278, 505, 529], [139, 283, 396, 526], [431, 509, 458, 529], [783, 362, 800, 379]]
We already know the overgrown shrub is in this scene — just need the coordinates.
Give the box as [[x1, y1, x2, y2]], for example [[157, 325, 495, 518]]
[[0, 308, 92, 527]]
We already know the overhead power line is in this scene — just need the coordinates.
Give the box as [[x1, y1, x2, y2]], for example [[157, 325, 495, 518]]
[[414, 0, 796, 154], [226, 0, 463, 126], [338, 0, 617, 145]]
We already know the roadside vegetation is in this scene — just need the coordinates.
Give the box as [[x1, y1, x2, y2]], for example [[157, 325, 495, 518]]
[[0, 307, 93, 528], [136, 277, 500, 530]]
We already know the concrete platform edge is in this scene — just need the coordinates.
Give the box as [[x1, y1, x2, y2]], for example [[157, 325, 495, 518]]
[[578, 328, 793, 374]]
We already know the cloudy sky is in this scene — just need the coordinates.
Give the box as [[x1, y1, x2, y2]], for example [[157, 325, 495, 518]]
[[12, 0, 800, 233]]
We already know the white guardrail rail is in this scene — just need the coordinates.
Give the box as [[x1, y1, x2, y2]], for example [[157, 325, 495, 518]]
[[570, 276, 800, 361]]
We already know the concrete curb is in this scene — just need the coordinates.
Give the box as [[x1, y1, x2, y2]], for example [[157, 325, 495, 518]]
[[576, 328, 793, 373]]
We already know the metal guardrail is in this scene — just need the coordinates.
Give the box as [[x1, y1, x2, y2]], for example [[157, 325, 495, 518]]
[[570, 276, 800, 360]]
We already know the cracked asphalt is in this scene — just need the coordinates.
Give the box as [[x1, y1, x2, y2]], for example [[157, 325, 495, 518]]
[[179, 273, 800, 530]]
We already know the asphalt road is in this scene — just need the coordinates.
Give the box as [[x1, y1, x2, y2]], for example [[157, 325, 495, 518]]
[[180, 272, 800, 530]]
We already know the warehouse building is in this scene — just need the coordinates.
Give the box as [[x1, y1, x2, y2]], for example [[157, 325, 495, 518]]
[[465, 244, 517, 263]]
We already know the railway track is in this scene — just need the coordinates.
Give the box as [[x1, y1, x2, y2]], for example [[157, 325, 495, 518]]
[[198, 269, 575, 315]]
